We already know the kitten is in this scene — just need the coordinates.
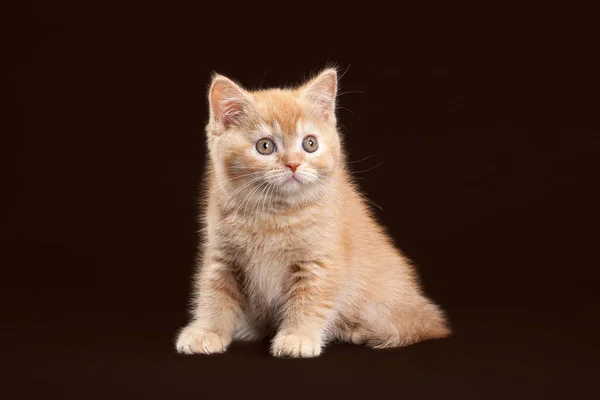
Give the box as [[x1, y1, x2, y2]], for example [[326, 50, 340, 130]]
[[175, 68, 451, 357]]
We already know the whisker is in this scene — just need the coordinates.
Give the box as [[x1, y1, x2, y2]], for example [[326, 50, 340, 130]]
[[222, 176, 264, 209], [241, 182, 267, 216], [233, 182, 260, 217], [348, 154, 377, 164], [358, 193, 384, 212], [259, 68, 268, 87], [253, 181, 271, 218], [338, 90, 366, 96], [261, 181, 275, 216], [338, 64, 352, 80], [353, 161, 387, 174], [337, 106, 354, 115], [224, 171, 264, 182]]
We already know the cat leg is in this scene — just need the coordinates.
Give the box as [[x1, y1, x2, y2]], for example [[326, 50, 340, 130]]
[[335, 323, 368, 345], [366, 299, 451, 349], [176, 256, 242, 355], [271, 261, 339, 358]]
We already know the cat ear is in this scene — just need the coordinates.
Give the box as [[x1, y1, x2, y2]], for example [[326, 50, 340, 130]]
[[208, 74, 253, 131], [300, 68, 338, 124]]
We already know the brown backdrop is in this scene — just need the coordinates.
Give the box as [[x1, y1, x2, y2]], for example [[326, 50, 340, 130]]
[[2, 2, 599, 399]]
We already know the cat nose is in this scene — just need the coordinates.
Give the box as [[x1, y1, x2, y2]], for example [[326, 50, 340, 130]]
[[286, 162, 300, 173]]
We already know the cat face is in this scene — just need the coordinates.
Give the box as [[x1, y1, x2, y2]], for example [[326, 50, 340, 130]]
[[206, 69, 341, 208]]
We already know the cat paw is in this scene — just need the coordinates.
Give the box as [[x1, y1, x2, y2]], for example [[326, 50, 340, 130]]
[[271, 333, 322, 358], [176, 325, 231, 355], [339, 326, 368, 344]]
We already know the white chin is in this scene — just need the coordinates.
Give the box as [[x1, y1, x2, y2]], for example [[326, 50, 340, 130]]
[[282, 179, 301, 189]]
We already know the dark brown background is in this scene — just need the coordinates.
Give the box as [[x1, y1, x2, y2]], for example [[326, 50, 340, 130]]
[[2, 1, 599, 399]]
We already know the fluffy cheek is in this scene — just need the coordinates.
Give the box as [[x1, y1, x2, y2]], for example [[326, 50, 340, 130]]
[[318, 152, 336, 174], [297, 154, 334, 183], [213, 136, 259, 181], [307, 136, 339, 177], [218, 144, 281, 191]]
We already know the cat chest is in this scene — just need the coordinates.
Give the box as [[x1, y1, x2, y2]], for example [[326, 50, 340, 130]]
[[220, 227, 315, 308], [234, 234, 302, 307], [216, 216, 332, 308], [219, 218, 320, 265]]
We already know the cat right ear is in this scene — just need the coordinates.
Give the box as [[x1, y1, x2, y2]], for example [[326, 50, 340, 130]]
[[208, 74, 253, 132]]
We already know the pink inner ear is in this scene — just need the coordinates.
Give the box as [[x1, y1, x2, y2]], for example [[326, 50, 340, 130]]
[[303, 72, 337, 122], [316, 96, 334, 120], [307, 92, 335, 122], [210, 79, 247, 129], [218, 99, 244, 129]]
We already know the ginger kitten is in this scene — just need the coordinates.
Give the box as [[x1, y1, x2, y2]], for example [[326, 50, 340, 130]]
[[175, 68, 451, 357]]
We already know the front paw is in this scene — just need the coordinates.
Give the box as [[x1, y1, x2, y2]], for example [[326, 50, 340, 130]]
[[176, 324, 231, 355], [271, 333, 322, 358]]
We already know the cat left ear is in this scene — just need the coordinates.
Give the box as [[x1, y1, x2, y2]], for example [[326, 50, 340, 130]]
[[300, 68, 338, 124], [208, 74, 254, 132]]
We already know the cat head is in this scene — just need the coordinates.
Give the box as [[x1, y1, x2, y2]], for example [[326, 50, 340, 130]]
[[205, 68, 342, 209]]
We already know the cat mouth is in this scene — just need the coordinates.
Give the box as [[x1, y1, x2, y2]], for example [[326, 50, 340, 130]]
[[286, 174, 300, 183]]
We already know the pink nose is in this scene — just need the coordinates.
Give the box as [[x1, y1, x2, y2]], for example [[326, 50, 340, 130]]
[[286, 162, 300, 173]]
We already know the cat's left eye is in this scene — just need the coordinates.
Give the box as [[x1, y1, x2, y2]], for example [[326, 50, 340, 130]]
[[302, 135, 319, 153]]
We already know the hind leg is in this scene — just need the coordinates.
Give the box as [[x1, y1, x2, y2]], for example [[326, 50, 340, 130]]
[[364, 300, 451, 349], [335, 323, 369, 345]]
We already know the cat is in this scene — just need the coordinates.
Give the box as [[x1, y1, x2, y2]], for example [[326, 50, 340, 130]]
[[175, 67, 451, 357]]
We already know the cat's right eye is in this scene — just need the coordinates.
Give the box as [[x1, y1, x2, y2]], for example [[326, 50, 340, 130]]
[[256, 138, 276, 155]]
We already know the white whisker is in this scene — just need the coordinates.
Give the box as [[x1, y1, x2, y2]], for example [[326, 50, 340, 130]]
[[261, 181, 275, 217], [358, 193, 384, 212], [353, 161, 386, 174], [222, 176, 264, 210], [252, 181, 271, 219], [348, 154, 377, 164], [338, 90, 366, 96], [240, 181, 267, 217]]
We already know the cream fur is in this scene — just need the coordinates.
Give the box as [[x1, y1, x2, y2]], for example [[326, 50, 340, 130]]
[[175, 68, 451, 357]]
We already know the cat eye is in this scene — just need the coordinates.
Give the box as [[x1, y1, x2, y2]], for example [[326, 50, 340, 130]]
[[256, 138, 276, 155], [302, 135, 319, 153]]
